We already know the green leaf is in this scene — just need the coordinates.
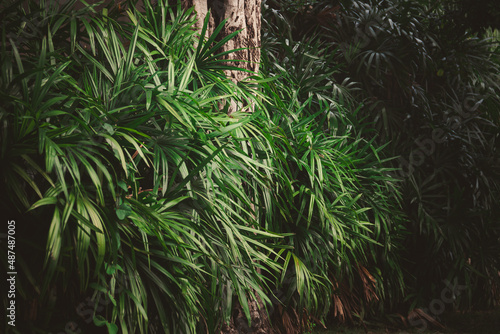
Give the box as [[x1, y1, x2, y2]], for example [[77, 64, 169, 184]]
[[116, 203, 132, 220], [93, 315, 118, 334]]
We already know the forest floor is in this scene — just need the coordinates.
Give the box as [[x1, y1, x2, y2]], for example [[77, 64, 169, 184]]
[[312, 306, 500, 334]]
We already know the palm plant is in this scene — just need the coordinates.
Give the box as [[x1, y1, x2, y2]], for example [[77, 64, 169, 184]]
[[5, 0, 497, 333], [1, 1, 285, 333], [262, 0, 500, 326], [326, 0, 500, 314], [260, 9, 407, 328]]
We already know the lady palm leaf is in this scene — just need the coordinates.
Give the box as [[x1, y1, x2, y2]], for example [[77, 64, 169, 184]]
[[1, 1, 291, 333], [328, 0, 500, 312]]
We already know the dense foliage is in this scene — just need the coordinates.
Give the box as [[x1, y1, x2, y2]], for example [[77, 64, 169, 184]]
[[330, 0, 500, 311], [264, 0, 500, 317], [1, 0, 499, 333]]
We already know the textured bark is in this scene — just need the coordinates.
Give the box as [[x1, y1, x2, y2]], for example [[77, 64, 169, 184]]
[[186, 0, 261, 84], [216, 0, 261, 82], [220, 295, 274, 334], [181, 0, 212, 33], [181, 2, 266, 332]]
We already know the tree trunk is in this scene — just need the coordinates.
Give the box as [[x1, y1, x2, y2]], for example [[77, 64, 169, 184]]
[[180, 0, 211, 32], [186, 0, 261, 86], [181, 1, 268, 333]]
